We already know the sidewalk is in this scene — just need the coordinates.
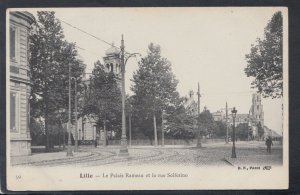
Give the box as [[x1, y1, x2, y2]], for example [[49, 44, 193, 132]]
[[223, 153, 283, 167], [11, 150, 92, 166]]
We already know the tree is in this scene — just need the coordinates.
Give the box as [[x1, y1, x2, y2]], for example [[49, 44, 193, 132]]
[[131, 43, 179, 145], [83, 61, 122, 146], [29, 11, 85, 151], [30, 118, 45, 146], [164, 101, 196, 143], [257, 122, 264, 139], [215, 121, 227, 138], [235, 123, 249, 141], [244, 11, 283, 98], [198, 109, 217, 138]]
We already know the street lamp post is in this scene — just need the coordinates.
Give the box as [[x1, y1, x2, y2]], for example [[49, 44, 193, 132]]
[[129, 105, 132, 147], [248, 122, 251, 142], [118, 34, 141, 156], [67, 63, 73, 157], [119, 34, 129, 156], [231, 107, 237, 158]]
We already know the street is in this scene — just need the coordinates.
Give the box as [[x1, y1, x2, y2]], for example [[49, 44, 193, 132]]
[[12, 141, 283, 167]]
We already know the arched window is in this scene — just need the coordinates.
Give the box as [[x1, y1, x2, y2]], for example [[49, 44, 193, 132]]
[[116, 64, 118, 73], [110, 63, 113, 72], [106, 64, 109, 71]]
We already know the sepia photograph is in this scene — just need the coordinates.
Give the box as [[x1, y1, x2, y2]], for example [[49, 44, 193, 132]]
[[6, 7, 288, 190]]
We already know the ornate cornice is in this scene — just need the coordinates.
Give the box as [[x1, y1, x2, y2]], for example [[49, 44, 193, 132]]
[[10, 11, 35, 25]]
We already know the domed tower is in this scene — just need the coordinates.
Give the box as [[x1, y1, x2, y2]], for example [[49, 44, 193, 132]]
[[103, 43, 121, 87], [250, 93, 264, 127]]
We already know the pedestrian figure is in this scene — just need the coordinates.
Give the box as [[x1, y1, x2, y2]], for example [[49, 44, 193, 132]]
[[265, 136, 273, 154]]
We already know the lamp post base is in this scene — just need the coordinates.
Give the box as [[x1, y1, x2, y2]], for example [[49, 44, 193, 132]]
[[196, 142, 202, 148], [196, 133, 202, 148], [119, 138, 129, 156], [231, 146, 236, 158], [74, 142, 78, 152], [66, 145, 73, 157], [118, 148, 129, 156]]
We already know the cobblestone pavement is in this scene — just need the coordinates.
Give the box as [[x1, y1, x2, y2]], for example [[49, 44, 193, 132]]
[[12, 141, 283, 167]]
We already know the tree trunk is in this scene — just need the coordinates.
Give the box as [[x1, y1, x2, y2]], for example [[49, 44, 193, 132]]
[[153, 113, 158, 146], [103, 119, 107, 147], [45, 102, 50, 152], [196, 129, 202, 148]]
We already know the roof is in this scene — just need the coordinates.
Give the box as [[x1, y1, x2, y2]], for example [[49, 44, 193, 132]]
[[10, 11, 35, 24], [236, 114, 249, 118], [105, 45, 120, 56]]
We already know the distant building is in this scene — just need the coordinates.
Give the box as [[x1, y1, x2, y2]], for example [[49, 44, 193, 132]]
[[103, 43, 121, 87], [183, 90, 198, 116], [9, 11, 35, 156], [212, 110, 224, 122], [77, 45, 121, 145], [249, 93, 264, 127], [213, 111, 249, 125], [212, 93, 265, 139], [263, 126, 282, 140]]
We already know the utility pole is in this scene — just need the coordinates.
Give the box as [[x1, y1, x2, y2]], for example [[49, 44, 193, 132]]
[[196, 82, 202, 148], [63, 123, 65, 149], [226, 102, 229, 144], [162, 110, 165, 147], [74, 79, 78, 152], [67, 63, 73, 157], [119, 34, 129, 156]]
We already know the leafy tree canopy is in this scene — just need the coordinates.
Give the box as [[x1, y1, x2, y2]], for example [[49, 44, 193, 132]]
[[131, 43, 180, 140], [83, 61, 122, 135], [245, 11, 283, 98], [29, 11, 85, 150], [198, 109, 217, 137]]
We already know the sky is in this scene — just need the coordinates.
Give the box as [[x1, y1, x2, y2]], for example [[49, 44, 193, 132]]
[[24, 7, 285, 133]]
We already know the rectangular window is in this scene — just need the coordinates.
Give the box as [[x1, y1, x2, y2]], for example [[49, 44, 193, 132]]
[[10, 27, 16, 60], [10, 92, 18, 132]]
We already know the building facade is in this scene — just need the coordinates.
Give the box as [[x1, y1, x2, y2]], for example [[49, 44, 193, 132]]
[[9, 11, 35, 156], [212, 93, 265, 139], [103, 44, 121, 87], [183, 90, 198, 116], [249, 93, 264, 127], [77, 45, 122, 145]]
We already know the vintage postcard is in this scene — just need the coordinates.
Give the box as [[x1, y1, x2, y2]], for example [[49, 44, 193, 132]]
[[6, 7, 288, 190]]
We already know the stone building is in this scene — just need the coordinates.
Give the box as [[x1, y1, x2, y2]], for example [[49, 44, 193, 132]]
[[9, 11, 35, 156], [212, 110, 249, 126], [212, 93, 264, 139], [212, 110, 224, 122], [183, 90, 198, 116], [103, 44, 121, 87], [77, 45, 122, 145], [249, 93, 264, 127]]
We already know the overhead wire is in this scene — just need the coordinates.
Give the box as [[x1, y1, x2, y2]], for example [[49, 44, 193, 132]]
[[75, 45, 101, 57], [61, 19, 137, 54], [60, 19, 141, 63], [60, 19, 114, 49]]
